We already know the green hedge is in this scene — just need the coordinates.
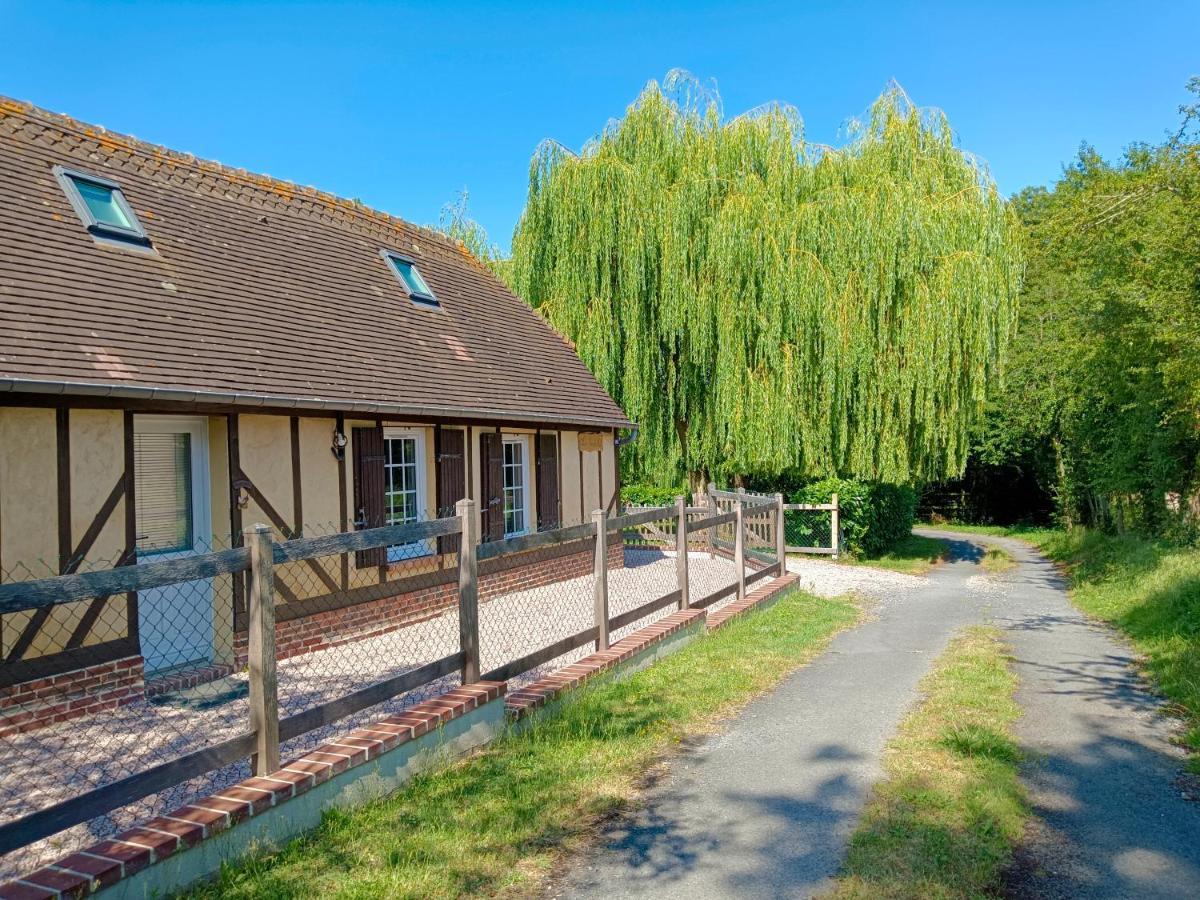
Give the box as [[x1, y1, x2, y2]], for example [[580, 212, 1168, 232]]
[[788, 477, 916, 557], [620, 483, 689, 507]]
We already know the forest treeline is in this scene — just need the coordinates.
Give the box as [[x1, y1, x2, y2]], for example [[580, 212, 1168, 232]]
[[929, 78, 1200, 537]]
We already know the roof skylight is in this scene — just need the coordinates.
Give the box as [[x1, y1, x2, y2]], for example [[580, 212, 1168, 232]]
[[53, 165, 151, 247], [382, 251, 439, 307]]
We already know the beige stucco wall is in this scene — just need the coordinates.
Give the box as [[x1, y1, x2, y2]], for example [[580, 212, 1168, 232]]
[[299, 417, 341, 531], [239, 415, 293, 534], [0, 407, 130, 657], [0, 407, 59, 574], [559, 430, 582, 526]]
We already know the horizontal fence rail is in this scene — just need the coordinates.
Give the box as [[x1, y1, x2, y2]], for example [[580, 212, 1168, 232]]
[[0, 488, 791, 878]]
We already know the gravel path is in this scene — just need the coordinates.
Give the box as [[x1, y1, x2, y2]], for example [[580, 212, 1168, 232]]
[[785, 556, 928, 599], [0, 548, 740, 880], [561, 532, 1200, 899]]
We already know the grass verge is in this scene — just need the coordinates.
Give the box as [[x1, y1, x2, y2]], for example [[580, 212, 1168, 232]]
[[184, 589, 861, 899], [1030, 528, 1200, 770], [918, 522, 1056, 543], [845, 533, 950, 575], [980, 546, 1016, 574], [833, 627, 1026, 899]]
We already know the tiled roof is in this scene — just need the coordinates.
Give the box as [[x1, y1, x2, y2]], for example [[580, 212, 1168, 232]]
[[0, 97, 632, 429]]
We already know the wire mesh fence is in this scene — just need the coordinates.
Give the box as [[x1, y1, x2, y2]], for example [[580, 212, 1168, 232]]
[[478, 532, 599, 688], [0, 492, 786, 880], [783, 498, 839, 556]]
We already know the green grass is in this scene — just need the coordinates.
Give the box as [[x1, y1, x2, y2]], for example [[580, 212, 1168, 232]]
[[842, 533, 950, 575], [980, 546, 1016, 574], [184, 590, 861, 899], [833, 627, 1027, 899], [919, 522, 1056, 543], [1029, 528, 1200, 771]]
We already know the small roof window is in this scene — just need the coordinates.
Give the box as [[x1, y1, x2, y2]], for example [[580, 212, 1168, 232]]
[[53, 165, 151, 246], [382, 250, 438, 307]]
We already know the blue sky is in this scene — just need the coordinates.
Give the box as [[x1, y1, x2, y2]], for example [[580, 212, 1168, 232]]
[[2, 1, 1196, 252]]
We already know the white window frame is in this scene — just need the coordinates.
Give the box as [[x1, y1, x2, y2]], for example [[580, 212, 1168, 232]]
[[132, 415, 212, 558], [501, 434, 533, 538], [382, 427, 432, 561]]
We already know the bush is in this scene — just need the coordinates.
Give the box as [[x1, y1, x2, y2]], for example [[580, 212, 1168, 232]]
[[788, 477, 916, 557], [621, 482, 688, 507]]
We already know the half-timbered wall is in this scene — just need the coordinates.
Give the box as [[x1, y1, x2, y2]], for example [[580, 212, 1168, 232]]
[[0, 405, 620, 690], [0, 407, 135, 687]]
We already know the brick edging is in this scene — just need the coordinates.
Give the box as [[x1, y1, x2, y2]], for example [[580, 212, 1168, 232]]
[[705, 574, 799, 631], [0, 682, 504, 899]]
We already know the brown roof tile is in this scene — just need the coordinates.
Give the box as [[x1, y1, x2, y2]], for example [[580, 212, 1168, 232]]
[[0, 97, 632, 429]]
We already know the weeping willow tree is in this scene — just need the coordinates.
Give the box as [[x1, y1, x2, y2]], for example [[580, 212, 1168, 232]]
[[510, 73, 1022, 487]]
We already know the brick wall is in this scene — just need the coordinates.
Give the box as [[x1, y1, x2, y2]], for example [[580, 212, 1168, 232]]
[[0, 655, 144, 738], [234, 538, 626, 665]]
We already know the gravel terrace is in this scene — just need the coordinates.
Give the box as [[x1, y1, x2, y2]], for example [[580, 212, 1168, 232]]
[[0, 547, 744, 879]]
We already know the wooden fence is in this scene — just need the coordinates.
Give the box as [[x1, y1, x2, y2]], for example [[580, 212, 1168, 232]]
[[702, 485, 840, 558], [0, 494, 785, 860]]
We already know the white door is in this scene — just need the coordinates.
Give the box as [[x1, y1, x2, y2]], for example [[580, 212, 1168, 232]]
[[133, 416, 214, 675]]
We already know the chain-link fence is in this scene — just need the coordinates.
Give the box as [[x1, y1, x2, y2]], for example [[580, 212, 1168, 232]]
[[0, 492, 788, 880], [783, 495, 840, 557]]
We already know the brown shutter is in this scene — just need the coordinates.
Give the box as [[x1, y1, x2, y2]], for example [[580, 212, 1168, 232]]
[[436, 427, 466, 553], [536, 432, 560, 531], [351, 425, 386, 568], [479, 431, 505, 542]]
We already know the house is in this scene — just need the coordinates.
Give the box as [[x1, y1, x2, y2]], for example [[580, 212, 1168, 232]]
[[0, 96, 632, 731]]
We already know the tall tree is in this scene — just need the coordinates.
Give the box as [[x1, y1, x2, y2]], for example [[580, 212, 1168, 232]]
[[950, 78, 1200, 532], [510, 73, 1023, 487]]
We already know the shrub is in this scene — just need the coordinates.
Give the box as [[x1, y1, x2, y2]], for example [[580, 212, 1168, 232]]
[[788, 477, 916, 557], [621, 482, 688, 507]]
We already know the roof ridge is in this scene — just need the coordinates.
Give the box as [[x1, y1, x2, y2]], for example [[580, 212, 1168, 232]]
[[0, 94, 471, 260]]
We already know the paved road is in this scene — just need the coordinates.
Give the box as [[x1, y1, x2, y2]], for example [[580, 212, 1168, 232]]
[[929, 529, 1200, 900], [557, 530, 1200, 899]]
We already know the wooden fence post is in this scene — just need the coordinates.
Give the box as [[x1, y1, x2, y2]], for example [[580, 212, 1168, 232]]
[[830, 492, 840, 559], [707, 482, 718, 559], [246, 524, 280, 777], [457, 498, 480, 683], [675, 495, 689, 609], [734, 496, 746, 600], [593, 509, 609, 651], [775, 492, 786, 575]]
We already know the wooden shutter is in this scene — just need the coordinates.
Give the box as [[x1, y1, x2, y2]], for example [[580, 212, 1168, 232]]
[[351, 425, 386, 568], [535, 432, 560, 531], [479, 431, 505, 543], [436, 427, 466, 554]]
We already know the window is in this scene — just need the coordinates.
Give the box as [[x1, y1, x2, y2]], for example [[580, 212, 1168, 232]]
[[53, 165, 151, 246], [502, 437, 531, 537], [134, 432, 194, 554], [383, 429, 430, 560], [382, 250, 438, 306]]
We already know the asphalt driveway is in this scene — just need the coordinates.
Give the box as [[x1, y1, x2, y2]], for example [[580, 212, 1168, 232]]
[[557, 530, 1200, 899]]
